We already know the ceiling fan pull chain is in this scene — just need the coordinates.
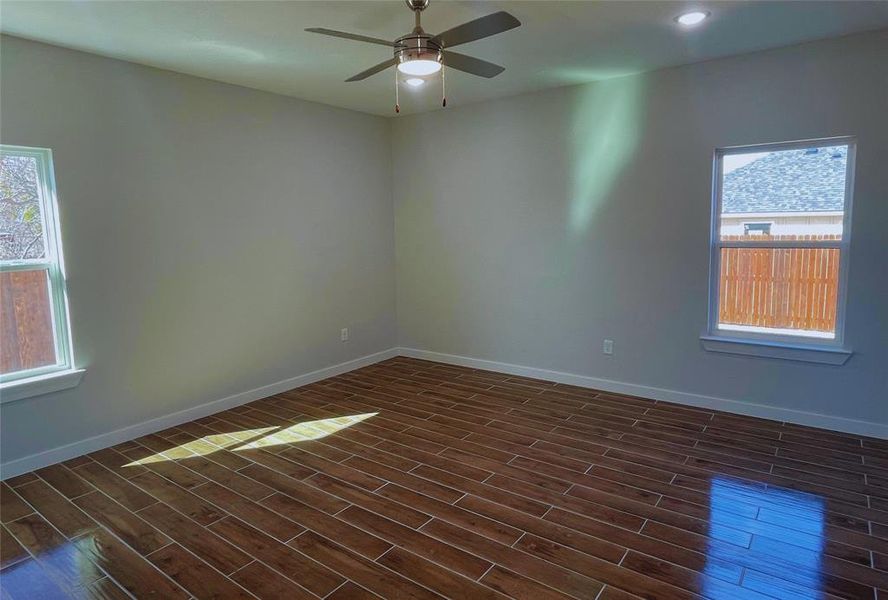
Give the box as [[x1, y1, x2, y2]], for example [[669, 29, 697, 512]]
[[395, 68, 400, 113], [442, 65, 447, 107]]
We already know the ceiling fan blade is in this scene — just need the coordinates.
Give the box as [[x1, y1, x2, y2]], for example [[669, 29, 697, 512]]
[[305, 28, 394, 47], [442, 51, 505, 78], [431, 11, 520, 49], [345, 58, 398, 82]]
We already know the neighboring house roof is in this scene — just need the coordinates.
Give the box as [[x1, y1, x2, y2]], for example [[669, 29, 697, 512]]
[[722, 145, 846, 213]]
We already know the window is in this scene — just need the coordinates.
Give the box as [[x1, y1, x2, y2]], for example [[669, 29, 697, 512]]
[[704, 138, 854, 363], [743, 222, 771, 236], [1, 145, 77, 395]]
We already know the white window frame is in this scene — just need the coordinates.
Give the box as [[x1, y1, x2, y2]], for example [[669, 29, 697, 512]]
[[1, 145, 81, 401], [702, 136, 855, 365]]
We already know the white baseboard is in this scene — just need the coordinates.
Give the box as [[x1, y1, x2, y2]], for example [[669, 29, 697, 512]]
[[0, 348, 399, 479], [4, 344, 883, 479], [397, 347, 887, 439]]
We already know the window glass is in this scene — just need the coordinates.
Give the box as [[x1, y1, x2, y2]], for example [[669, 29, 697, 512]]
[[712, 141, 852, 342], [717, 247, 840, 339], [0, 153, 47, 260], [0, 145, 72, 382], [0, 269, 57, 373], [719, 146, 847, 242]]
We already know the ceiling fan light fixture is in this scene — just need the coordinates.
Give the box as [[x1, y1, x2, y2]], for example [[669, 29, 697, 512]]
[[675, 11, 709, 26], [397, 58, 442, 76]]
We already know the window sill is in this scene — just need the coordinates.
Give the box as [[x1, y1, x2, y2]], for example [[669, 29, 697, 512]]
[[700, 336, 851, 365], [0, 369, 85, 404]]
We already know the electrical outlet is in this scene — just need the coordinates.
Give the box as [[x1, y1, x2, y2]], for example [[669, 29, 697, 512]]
[[602, 339, 614, 355], [340, 328, 349, 342]]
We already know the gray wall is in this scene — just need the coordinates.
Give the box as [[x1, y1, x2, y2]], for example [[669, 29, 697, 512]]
[[0, 36, 397, 463], [393, 31, 888, 427], [2, 29, 886, 465]]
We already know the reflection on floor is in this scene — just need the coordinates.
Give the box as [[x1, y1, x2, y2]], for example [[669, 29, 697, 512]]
[[1, 356, 886, 599], [704, 477, 830, 599]]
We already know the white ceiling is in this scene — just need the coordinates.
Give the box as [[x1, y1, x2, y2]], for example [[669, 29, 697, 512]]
[[2, 1, 886, 116]]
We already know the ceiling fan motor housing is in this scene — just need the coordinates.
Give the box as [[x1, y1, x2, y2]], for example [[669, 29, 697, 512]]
[[394, 32, 442, 66], [405, 0, 430, 11]]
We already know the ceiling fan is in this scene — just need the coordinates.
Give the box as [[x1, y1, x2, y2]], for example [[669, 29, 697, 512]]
[[306, 0, 520, 111]]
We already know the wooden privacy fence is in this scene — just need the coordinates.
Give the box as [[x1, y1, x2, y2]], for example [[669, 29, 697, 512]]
[[0, 269, 56, 374], [719, 236, 840, 333]]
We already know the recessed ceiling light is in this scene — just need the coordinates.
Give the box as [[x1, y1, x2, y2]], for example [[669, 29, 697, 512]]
[[675, 11, 709, 26], [405, 78, 425, 88]]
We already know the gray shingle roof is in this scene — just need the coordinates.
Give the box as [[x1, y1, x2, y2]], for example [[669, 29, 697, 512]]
[[722, 145, 847, 213]]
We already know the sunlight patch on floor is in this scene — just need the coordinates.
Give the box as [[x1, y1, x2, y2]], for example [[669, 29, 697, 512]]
[[124, 413, 377, 466], [233, 413, 377, 451]]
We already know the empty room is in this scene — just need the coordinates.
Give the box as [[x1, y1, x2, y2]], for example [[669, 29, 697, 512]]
[[0, 1, 886, 598]]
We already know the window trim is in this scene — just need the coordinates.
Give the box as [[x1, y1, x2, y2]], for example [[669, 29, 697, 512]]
[[699, 335, 852, 365], [704, 136, 855, 356], [0, 145, 76, 387], [0, 368, 85, 404]]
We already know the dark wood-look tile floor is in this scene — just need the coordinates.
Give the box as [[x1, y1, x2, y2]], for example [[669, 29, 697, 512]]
[[1, 356, 887, 599]]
